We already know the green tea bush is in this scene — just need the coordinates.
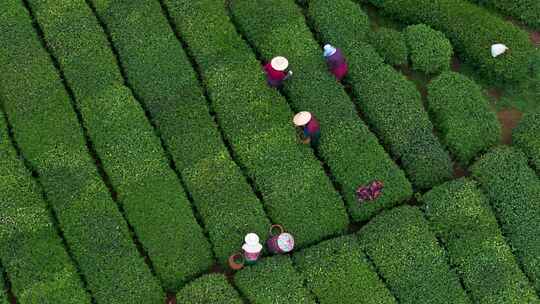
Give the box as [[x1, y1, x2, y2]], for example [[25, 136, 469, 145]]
[[364, 0, 534, 83], [0, 1, 163, 303], [421, 179, 539, 303], [513, 110, 540, 175], [358, 206, 471, 304], [163, 0, 349, 247], [471, 147, 540, 292], [368, 27, 408, 66], [230, 0, 412, 222], [469, 0, 540, 29], [176, 274, 243, 304], [306, 0, 452, 189], [427, 72, 500, 165], [89, 0, 270, 266], [235, 256, 315, 304], [0, 274, 7, 304], [27, 0, 213, 290], [0, 112, 90, 304], [404, 24, 453, 74], [293, 235, 397, 304]]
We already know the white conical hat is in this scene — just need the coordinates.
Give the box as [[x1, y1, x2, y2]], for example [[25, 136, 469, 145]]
[[491, 43, 508, 58], [323, 44, 337, 57], [244, 233, 260, 244], [271, 56, 289, 71], [293, 111, 312, 126]]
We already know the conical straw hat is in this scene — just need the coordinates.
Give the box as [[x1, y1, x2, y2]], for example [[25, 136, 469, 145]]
[[271, 56, 289, 71], [491, 43, 508, 58], [323, 44, 337, 57], [293, 111, 312, 126]]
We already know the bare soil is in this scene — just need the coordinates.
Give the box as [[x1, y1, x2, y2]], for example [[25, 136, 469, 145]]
[[497, 108, 523, 145]]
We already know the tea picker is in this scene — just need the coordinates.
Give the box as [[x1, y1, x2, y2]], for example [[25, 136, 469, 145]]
[[263, 56, 293, 88], [293, 111, 321, 147], [228, 233, 263, 270], [356, 180, 384, 203], [267, 224, 294, 254], [323, 44, 348, 81]]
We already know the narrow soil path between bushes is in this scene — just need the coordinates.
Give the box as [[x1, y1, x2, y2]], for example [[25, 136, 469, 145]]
[[165, 293, 176, 304], [497, 108, 523, 145]]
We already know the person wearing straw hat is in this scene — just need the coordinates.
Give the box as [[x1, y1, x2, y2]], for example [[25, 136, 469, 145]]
[[293, 111, 320, 147], [263, 56, 293, 88], [323, 44, 348, 81]]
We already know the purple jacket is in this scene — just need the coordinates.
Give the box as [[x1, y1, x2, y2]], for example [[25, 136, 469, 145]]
[[326, 49, 346, 70]]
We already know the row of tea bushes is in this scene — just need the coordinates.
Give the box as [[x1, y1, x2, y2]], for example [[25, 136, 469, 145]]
[[513, 110, 540, 175]]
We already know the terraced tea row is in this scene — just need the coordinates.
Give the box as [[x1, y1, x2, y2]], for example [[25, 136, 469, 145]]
[[25, 0, 212, 292]]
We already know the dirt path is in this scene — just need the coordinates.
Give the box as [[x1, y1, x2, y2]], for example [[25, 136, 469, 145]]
[[497, 108, 523, 145]]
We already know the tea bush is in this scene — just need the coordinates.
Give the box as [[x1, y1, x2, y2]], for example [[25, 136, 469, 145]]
[[471, 147, 540, 292], [358, 206, 471, 304], [88, 0, 270, 266], [404, 24, 453, 74], [293, 235, 397, 304], [0, 1, 163, 302], [421, 179, 539, 303], [468, 0, 540, 29], [176, 274, 243, 304], [368, 27, 408, 66], [427, 71, 500, 165], [26, 0, 213, 290], [306, 0, 453, 189], [235, 255, 316, 304], [0, 112, 91, 303], [229, 0, 412, 222], [163, 0, 349, 247], [365, 0, 535, 83], [513, 110, 540, 175]]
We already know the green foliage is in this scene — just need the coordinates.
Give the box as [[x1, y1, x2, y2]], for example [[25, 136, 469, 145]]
[[471, 147, 540, 292], [230, 0, 412, 222], [421, 179, 539, 303], [27, 0, 213, 290], [365, 0, 535, 83], [513, 110, 540, 175], [427, 71, 501, 165], [235, 256, 316, 304], [89, 0, 271, 268], [404, 24, 453, 74], [176, 274, 243, 304], [0, 113, 90, 304], [163, 0, 349, 247], [294, 235, 397, 304], [368, 27, 408, 66], [0, 1, 163, 303], [358, 206, 471, 304], [306, 0, 452, 189], [469, 0, 540, 29]]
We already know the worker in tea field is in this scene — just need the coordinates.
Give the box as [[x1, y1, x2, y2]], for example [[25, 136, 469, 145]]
[[263, 56, 293, 88], [293, 111, 320, 147], [323, 44, 348, 81]]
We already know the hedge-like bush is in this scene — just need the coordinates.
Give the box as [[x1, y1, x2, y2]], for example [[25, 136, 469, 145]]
[[27, 0, 213, 290], [89, 0, 270, 267], [306, 0, 453, 189], [0, 112, 91, 303], [469, 0, 540, 29], [0, 1, 163, 303], [229, 0, 412, 222], [0, 274, 7, 304], [513, 110, 540, 175], [404, 24, 453, 74], [163, 0, 349, 247], [364, 0, 535, 83], [176, 274, 243, 304], [427, 72, 500, 165], [357, 206, 471, 304], [235, 255, 315, 304], [471, 146, 540, 292], [421, 179, 539, 303], [293, 235, 397, 304], [368, 27, 408, 66]]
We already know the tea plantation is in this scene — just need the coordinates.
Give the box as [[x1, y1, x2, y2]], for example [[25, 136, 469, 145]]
[[0, 0, 538, 303]]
